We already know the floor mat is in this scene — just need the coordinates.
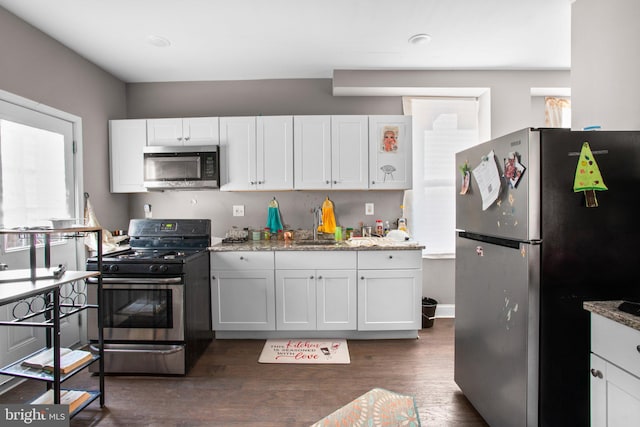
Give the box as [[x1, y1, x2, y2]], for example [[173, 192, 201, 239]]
[[311, 388, 421, 427], [258, 339, 350, 364]]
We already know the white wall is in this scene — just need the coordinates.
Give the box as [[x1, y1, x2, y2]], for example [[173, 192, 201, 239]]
[[571, 0, 640, 130]]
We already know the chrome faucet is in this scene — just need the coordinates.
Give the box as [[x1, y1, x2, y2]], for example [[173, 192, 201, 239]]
[[312, 207, 322, 240]]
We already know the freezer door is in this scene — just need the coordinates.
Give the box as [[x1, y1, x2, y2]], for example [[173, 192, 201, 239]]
[[454, 234, 539, 427], [455, 127, 545, 241]]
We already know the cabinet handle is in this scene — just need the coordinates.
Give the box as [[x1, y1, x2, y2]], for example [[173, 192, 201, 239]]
[[185, 136, 190, 141], [637, 345, 640, 353], [211, 275, 216, 280], [258, 180, 264, 184], [239, 256, 245, 260], [361, 276, 365, 280], [177, 137, 183, 141], [333, 181, 337, 184], [250, 181, 256, 185], [325, 180, 330, 184], [388, 255, 393, 259], [317, 276, 323, 279], [371, 181, 375, 185], [310, 275, 314, 279], [590, 369, 603, 379]]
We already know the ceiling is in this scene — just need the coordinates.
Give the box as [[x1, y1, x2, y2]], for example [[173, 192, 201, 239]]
[[0, 0, 572, 83]]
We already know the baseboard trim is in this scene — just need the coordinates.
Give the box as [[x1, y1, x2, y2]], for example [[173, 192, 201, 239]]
[[435, 304, 455, 318]]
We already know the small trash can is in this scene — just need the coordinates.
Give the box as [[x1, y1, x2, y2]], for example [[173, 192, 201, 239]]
[[421, 297, 438, 329]]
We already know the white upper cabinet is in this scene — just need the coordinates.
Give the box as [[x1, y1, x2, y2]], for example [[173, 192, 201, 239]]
[[331, 116, 369, 190], [219, 116, 256, 191], [294, 115, 369, 190], [294, 116, 332, 189], [147, 117, 219, 146], [109, 119, 147, 193], [220, 116, 293, 191], [368, 115, 412, 189], [256, 116, 294, 190]]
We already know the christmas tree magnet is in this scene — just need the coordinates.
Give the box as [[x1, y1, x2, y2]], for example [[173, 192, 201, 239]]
[[573, 142, 607, 207]]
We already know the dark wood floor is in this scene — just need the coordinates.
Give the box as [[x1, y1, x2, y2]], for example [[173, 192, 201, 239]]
[[1, 319, 488, 426]]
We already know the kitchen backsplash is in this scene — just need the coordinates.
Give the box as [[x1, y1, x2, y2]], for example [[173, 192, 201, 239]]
[[128, 190, 404, 239]]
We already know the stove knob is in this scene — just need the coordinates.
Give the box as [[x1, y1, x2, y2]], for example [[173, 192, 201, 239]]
[[149, 265, 159, 272], [159, 265, 169, 272], [109, 265, 119, 272], [102, 264, 110, 272]]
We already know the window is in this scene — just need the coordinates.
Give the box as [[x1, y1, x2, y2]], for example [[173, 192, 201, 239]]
[[0, 94, 79, 252], [404, 97, 482, 257]]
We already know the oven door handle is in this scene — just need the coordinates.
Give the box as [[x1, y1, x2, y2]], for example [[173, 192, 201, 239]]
[[86, 277, 183, 284], [89, 344, 184, 355]]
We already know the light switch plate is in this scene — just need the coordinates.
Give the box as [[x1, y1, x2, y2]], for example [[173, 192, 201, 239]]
[[365, 203, 374, 215], [233, 205, 245, 216]]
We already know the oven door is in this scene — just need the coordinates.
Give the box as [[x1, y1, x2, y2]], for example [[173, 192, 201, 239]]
[[88, 277, 184, 342]]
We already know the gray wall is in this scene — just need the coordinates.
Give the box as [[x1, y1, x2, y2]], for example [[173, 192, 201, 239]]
[[0, 7, 129, 231]]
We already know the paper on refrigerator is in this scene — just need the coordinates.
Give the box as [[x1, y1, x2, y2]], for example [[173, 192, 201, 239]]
[[472, 150, 501, 210]]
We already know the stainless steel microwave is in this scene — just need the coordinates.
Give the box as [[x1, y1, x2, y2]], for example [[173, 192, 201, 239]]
[[143, 145, 220, 190]]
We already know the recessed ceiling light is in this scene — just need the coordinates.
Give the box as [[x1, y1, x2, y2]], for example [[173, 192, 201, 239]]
[[146, 35, 171, 48], [408, 33, 432, 45]]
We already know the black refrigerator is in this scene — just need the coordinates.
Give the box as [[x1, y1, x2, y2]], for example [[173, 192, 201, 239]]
[[454, 127, 640, 426]]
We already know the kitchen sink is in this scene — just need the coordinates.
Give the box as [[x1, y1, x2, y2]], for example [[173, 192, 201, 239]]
[[293, 240, 336, 246]]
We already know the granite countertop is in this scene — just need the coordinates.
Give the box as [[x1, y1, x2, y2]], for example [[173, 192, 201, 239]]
[[209, 238, 425, 252], [584, 300, 640, 332]]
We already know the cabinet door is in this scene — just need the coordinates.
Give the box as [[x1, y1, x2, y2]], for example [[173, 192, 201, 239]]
[[147, 118, 184, 146], [257, 116, 293, 190], [316, 269, 357, 330], [357, 269, 421, 330], [275, 269, 316, 330], [331, 116, 369, 189], [183, 117, 219, 146], [109, 119, 147, 193], [219, 116, 256, 191], [368, 115, 412, 189], [211, 269, 275, 330], [590, 353, 640, 426], [294, 116, 331, 189]]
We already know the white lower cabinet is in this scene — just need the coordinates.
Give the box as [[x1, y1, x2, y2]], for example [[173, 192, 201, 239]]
[[211, 252, 275, 331], [211, 249, 422, 335], [357, 250, 422, 331], [590, 313, 640, 426], [275, 252, 357, 331]]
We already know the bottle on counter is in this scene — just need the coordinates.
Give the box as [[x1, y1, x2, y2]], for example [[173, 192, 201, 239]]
[[346, 227, 353, 239], [384, 221, 390, 236], [263, 228, 271, 240], [375, 219, 384, 236]]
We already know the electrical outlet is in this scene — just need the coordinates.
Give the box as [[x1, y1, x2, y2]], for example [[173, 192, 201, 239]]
[[233, 205, 245, 217], [365, 203, 374, 215]]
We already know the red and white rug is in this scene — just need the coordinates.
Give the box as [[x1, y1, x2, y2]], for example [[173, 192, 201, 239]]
[[258, 339, 350, 364]]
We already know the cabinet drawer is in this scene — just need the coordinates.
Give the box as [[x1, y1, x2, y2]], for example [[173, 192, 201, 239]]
[[211, 251, 274, 270], [357, 250, 421, 270], [275, 251, 356, 270], [591, 313, 640, 378]]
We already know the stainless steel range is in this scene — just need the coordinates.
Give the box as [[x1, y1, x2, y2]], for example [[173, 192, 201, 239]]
[[86, 218, 212, 375]]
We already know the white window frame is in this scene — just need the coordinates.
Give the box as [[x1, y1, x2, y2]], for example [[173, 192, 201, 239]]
[[0, 89, 85, 256], [404, 93, 491, 258]]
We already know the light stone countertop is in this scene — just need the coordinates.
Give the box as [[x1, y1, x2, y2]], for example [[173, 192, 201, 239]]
[[208, 238, 425, 252], [583, 300, 640, 332]]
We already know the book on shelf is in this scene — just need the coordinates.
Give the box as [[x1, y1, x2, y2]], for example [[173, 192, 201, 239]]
[[31, 389, 92, 413], [21, 348, 72, 369], [43, 349, 93, 374]]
